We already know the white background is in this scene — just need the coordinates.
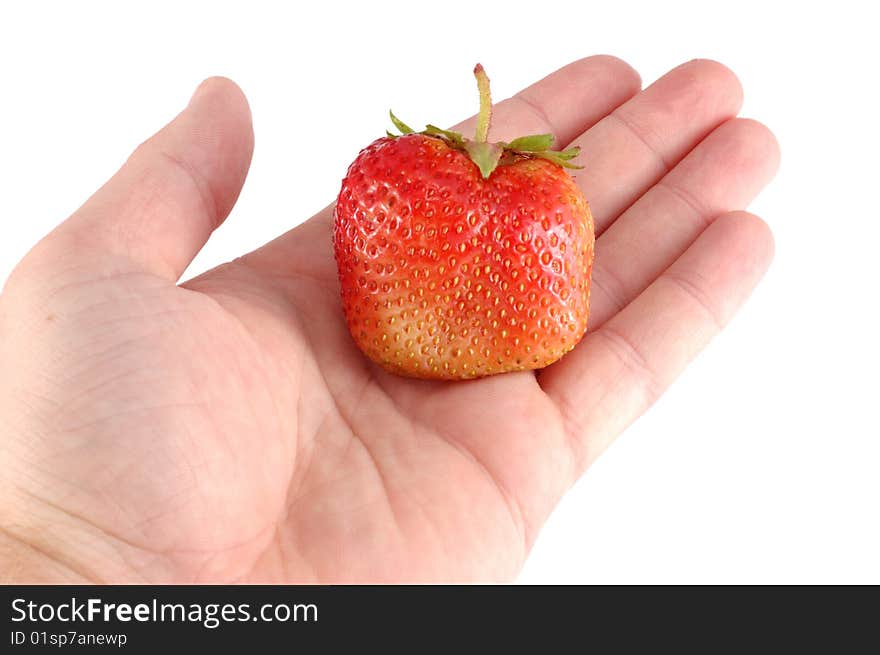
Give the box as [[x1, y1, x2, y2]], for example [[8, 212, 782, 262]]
[[1, 1, 877, 583]]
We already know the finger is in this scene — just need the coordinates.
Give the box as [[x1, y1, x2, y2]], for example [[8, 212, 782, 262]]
[[244, 56, 641, 276], [539, 212, 775, 475], [569, 59, 743, 234], [49, 77, 254, 281], [589, 118, 780, 329]]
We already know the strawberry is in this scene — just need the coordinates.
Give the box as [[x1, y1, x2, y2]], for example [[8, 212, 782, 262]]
[[333, 65, 594, 379]]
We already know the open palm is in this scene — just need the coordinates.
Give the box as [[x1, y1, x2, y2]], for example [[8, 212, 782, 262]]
[[0, 57, 778, 583]]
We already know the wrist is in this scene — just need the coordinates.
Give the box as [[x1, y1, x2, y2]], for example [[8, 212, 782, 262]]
[[0, 526, 92, 584], [0, 485, 147, 584]]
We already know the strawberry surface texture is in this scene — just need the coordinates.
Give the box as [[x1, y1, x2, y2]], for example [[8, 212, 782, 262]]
[[333, 67, 594, 380]]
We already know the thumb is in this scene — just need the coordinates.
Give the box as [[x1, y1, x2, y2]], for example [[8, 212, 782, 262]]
[[46, 77, 254, 281]]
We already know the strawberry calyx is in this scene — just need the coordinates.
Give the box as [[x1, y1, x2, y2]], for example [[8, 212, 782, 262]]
[[388, 64, 581, 179]]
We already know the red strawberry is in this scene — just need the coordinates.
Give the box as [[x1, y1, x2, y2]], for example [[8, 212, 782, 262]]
[[333, 65, 594, 380]]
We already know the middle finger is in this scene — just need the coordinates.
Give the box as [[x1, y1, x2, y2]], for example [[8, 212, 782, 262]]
[[569, 58, 744, 234]]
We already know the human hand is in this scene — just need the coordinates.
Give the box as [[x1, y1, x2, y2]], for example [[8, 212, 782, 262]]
[[0, 56, 778, 583]]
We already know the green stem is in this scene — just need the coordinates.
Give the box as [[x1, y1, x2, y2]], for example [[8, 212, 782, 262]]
[[473, 64, 492, 143], [387, 64, 582, 179]]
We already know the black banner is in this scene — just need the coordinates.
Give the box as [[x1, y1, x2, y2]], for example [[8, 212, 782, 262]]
[[1, 585, 875, 651]]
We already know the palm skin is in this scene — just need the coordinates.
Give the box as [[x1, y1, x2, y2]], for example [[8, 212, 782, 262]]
[[1, 214, 567, 583], [0, 57, 779, 583]]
